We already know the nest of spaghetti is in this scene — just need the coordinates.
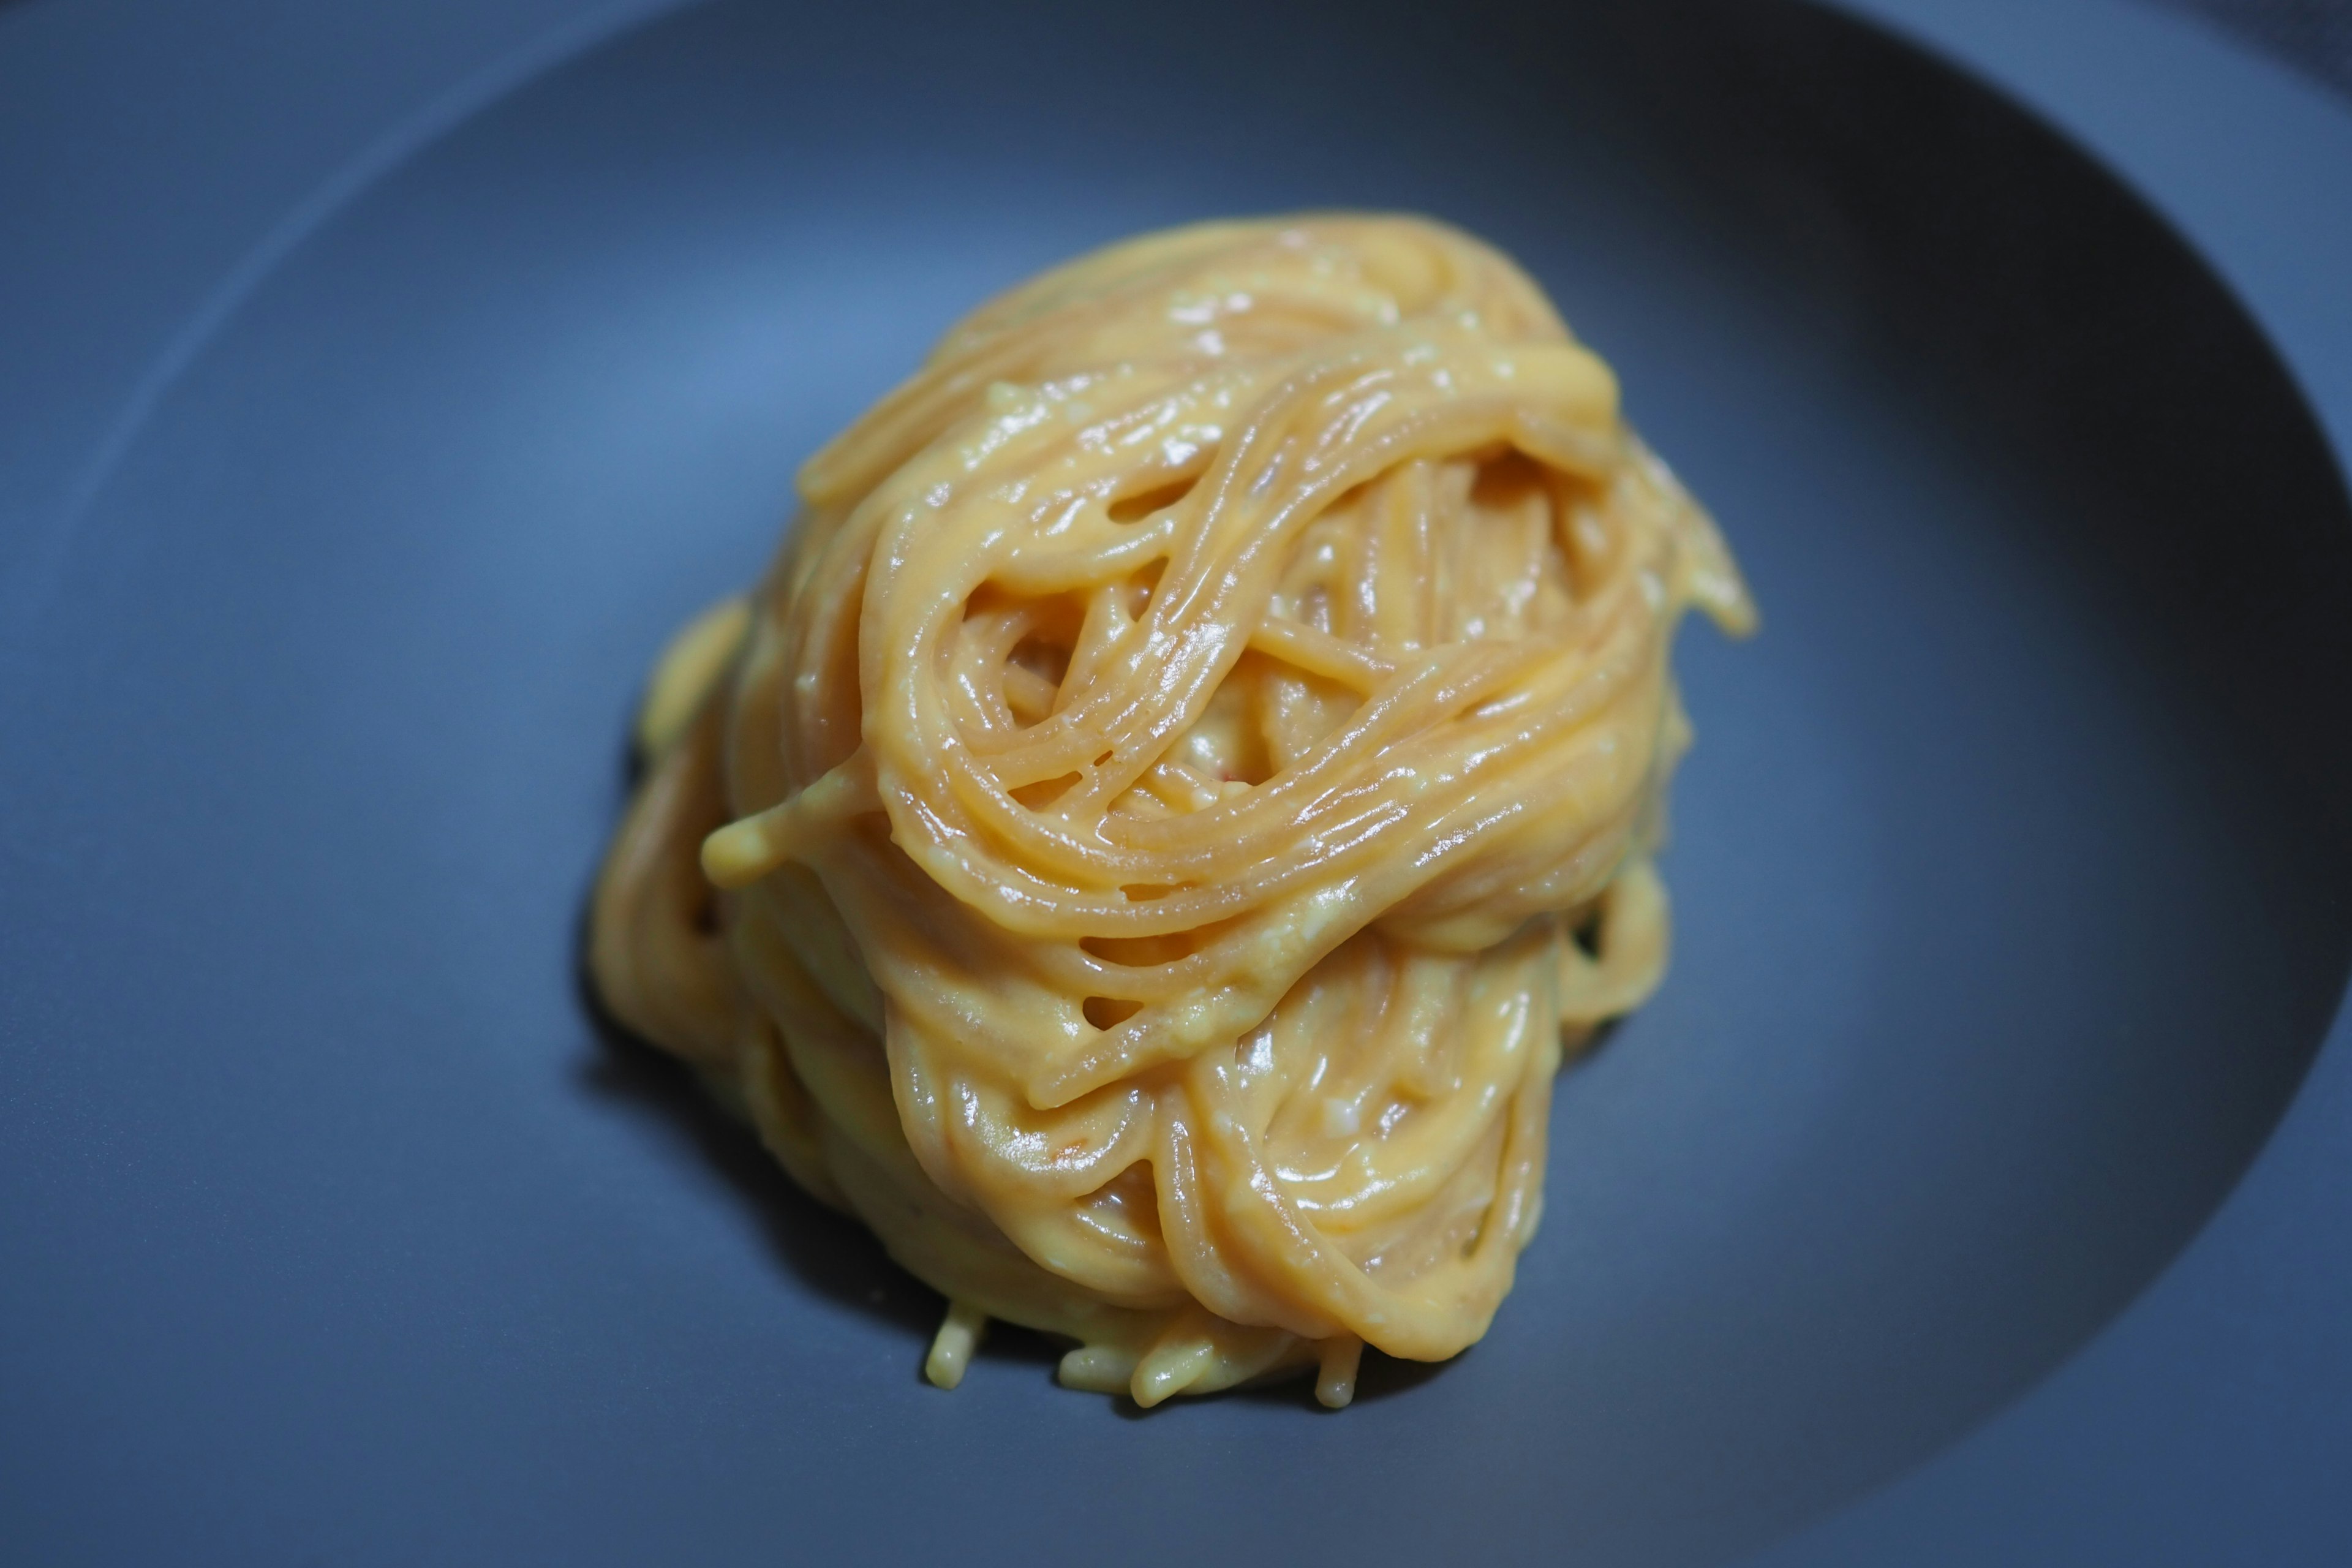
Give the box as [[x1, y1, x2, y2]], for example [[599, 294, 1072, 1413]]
[[591, 214, 1751, 1408]]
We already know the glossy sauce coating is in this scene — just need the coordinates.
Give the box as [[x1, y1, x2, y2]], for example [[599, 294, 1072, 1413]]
[[592, 216, 1751, 1405]]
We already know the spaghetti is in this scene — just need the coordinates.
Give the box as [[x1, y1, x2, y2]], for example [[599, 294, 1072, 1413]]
[[591, 215, 1752, 1406]]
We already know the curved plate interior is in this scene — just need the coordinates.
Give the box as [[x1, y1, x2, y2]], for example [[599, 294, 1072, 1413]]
[[4, 1, 2349, 1564]]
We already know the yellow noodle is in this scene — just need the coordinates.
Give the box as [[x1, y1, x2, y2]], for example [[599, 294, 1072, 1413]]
[[591, 214, 1752, 1408]]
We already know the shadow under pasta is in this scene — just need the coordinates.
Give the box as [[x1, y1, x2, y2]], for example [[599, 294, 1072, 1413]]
[[6, 1, 2346, 1566]]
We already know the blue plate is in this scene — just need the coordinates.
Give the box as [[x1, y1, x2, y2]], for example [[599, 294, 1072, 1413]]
[[4, 1, 2349, 1562]]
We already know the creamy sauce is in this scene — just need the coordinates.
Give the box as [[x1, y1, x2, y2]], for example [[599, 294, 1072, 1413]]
[[591, 215, 1752, 1406]]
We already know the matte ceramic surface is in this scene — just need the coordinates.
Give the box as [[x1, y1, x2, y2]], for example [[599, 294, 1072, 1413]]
[[3, 2, 2348, 1565]]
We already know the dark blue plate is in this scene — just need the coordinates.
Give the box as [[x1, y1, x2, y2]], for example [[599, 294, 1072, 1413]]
[[5, 2, 2350, 1563]]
